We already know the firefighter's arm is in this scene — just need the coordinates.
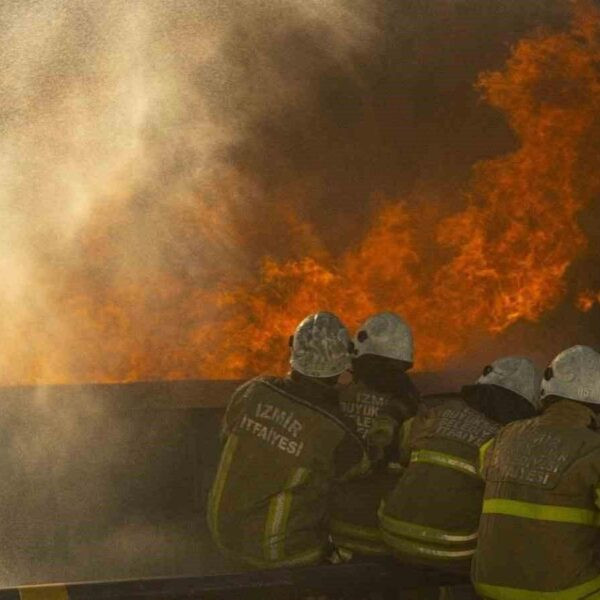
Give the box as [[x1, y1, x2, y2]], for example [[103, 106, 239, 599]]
[[222, 379, 254, 438], [477, 436, 496, 480], [333, 431, 370, 482], [366, 414, 397, 456], [366, 383, 418, 459], [592, 450, 600, 511], [397, 417, 414, 466]]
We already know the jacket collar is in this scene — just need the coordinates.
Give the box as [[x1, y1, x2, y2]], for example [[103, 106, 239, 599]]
[[543, 399, 597, 429], [287, 370, 338, 404]]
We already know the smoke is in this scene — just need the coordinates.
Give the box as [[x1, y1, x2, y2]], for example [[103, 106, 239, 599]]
[[0, 0, 382, 384], [0, 0, 585, 387], [0, 381, 233, 586]]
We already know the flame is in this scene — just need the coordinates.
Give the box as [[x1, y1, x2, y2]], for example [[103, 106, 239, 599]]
[[3, 1, 600, 385], [577, 290, 600, 312], [199, 0, 600, 378]]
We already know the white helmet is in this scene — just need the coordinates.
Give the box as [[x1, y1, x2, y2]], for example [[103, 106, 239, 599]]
[[540, 345, 600, 405], [352, 312, 413, 363], [477, 356, 542, 409], [290, 312, 351, 378]]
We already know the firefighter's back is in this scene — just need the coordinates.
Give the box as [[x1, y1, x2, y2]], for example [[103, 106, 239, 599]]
[[474, 402, 600, 598], [379, 356, 541, 575], [474, 345, 600, 599], [379, 395, 498, 573], [329, 312, 419, 558], [330, 379, 417, 556], [208, 375, 366, 568]]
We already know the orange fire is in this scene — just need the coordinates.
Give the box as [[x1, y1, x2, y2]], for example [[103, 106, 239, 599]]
[[3, 0, 600, 385], [577, 290, 600, 312], [199, 0, 600, 378]]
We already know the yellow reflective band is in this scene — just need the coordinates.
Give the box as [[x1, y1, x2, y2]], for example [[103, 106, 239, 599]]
[[334, 547, 354, 563], [410, 449, 478, 477], [20, 586, 68, 600], [386, 461, 404, 473], [207, 434, 239, 548], [400, 417, 414, 451], [329, 518, 382, 543], [264, 467, 310, 560], [475, 572, 600, 600], [378, 506, 478, 545], [372, 416, 395, 440], [483, 498, 600, 527], [478, 437, 495, 476], [381, 530, 475, 560], [331, 534, 389, 556], [339, 452, 370, 482]]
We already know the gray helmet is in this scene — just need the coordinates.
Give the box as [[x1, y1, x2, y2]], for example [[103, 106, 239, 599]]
[[477, 356, 542, 409], [352, 312, 413, 363], [290, 312, 351, 378], [541, 345, 600, 405]]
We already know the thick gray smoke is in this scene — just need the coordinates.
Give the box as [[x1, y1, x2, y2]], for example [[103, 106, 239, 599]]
[[0, 0, 378, 383], [0, 0, 577, 385], [0, 0, 379, 264]]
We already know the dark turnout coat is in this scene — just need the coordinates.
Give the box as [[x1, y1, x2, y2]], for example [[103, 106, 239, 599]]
[[379, 394, 500, 573], [473, 400, 600, 599], [207, 374, 368, 568], [329, 379, 418, 555]]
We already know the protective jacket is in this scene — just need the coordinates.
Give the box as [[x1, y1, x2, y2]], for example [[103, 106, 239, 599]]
[[473, 400, 600, 599], [207, 373, 368, 568], [330, 378, 418, 556], [379, 393, 500, 573]]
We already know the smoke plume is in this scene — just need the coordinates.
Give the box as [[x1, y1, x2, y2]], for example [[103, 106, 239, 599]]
[[2, 0, 592, 385]]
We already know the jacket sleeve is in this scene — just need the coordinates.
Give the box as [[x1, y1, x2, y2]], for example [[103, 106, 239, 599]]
[[477, 436, 496, 479], [396, 416, 414, 466], [333, 430, 370, 482], [591, 449, 600, 511], [366, 414, 397, 452], [222, 379, 255, 438], [366, 381, 419, 455]]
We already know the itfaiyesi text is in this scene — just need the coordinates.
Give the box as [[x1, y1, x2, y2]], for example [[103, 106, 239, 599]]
[[239, 413, 305, 457]]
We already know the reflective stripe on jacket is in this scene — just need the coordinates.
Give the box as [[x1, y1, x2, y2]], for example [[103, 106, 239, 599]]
[[379, 396, 499, 572], [207, 375, 368, 568], [473, 400, 600, 599]]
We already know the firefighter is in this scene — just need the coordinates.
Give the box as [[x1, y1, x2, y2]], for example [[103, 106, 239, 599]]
[[329, 312, 419, 558], [207, 311, 369, 569], [377, 356, 540, 574], [473, 345, 600, 599]]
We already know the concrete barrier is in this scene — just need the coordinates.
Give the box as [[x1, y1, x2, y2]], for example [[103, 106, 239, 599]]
[[0, 562, 471, 599], [0, 374, 467, 587]]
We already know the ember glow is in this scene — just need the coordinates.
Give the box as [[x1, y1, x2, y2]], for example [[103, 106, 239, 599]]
[[1, 0, 598, 385], [577, 291, 600, 313]]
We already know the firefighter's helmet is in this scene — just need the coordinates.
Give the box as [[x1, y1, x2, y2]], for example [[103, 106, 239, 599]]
[[540, 345, 600, 405], [351, 312, 413, 363], [290, 312, 351, 378], [477, 356, 542, 409]]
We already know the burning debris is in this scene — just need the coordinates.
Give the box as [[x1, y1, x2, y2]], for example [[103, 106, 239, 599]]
[[577, 290, 600, 312]]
